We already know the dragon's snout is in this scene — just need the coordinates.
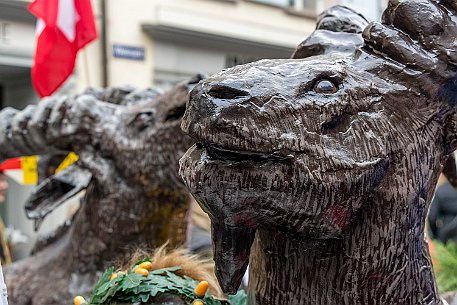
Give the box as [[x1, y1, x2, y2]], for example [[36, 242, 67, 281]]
[[184, 80, 251, 125]]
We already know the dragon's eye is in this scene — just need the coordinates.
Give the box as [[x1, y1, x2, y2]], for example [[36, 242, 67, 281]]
[[314, 79, 337, 94]]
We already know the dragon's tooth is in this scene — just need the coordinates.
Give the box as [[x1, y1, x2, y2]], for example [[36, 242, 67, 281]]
[[211, 222, 256, 294]]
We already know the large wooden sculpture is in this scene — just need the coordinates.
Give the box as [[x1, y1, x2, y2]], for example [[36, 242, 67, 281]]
[[0, 78, 199, 305], [179, 1, 457, 304]]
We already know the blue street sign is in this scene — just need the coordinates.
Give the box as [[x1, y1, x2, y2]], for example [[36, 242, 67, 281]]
[[112, 44, 145, 61]]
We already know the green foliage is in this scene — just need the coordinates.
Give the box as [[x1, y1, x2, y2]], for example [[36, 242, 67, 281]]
[[433, 240, 457, 293], [90, 267, 115, 304], [134, 258, 152, 266], [228, 290, 247, 305], [86, 259, 247, 305]]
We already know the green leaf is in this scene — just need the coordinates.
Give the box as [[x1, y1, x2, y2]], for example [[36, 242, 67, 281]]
[[228, 290, 248, 305], [149, 266, 182, 275], [92, 267, 114, 292], [94, 281, 114, 295], [99, 285, 118, 304], [119, 273, 144, 291], [139, 293, 150, 302], [89, 267, 115, 304], [164, 271, 188, 286], [86, 261, 246, 305], [148, 286, 165, 297], [434, 240, 457, 293], [134, 258, 152, 266]]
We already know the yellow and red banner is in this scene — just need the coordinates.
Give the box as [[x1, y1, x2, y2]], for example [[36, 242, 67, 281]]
[[0, 153, 78, 185], [0, 156, 38, 185]]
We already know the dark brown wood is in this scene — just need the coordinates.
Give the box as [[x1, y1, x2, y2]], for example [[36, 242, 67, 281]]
[[442, 154, 457, 188], [179, 1, 457, 304], [0, 79, 199, 305]]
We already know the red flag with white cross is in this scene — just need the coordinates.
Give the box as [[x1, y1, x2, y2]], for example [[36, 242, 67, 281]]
[[28, 0, 97, 97]]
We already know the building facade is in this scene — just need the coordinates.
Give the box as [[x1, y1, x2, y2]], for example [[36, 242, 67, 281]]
[[76, 0, 387, 91], [0, 0, 37, 110], [76, 0, 321, 91]]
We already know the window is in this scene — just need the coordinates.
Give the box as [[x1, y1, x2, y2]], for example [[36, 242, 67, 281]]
[[290, 0, 316, 11], [251, 0, 317, 14], [339, 0, 383, 21], [251, 0, 290, 8], [0, 23, 10, 44]]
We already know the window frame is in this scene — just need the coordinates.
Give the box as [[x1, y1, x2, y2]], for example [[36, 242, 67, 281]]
[[245, 0, 317, 18]]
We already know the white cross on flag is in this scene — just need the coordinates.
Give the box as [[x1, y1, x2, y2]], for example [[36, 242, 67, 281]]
[[28, 0, 97, 97]]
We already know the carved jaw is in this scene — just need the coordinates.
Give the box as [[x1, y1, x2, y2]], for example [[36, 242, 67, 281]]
[[26, 164, 92, 231], [179, 58, 395, 293], [180, 142, 388, 293]]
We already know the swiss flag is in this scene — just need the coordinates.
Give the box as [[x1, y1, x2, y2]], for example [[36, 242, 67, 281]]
[[28, 0, 97, 97]]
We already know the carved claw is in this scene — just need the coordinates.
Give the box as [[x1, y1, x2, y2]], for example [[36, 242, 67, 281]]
[[0, 95, 112, 162], [292, 6, 368, 59]]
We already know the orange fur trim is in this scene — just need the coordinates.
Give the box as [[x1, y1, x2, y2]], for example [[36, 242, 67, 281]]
[[123, 244, 223, 298]]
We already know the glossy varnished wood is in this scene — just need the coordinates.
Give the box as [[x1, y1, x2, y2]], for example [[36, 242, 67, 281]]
[[180, 1, 457, 304], [0, 79, 198, 305]]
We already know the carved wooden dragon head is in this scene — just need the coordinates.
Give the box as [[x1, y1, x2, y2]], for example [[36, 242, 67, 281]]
[[2, 77, 205, 305], [0, 77, 202, 229], [180, 0, 457, 299]]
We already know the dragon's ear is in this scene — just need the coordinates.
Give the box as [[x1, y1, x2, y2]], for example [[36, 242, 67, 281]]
[[292, 6, 369, 59]]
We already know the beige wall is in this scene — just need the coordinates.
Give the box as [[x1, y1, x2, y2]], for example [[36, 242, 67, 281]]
[[76, 0, 390, 90], [77, 0, 318, 89], [153, 0, 315, 47], [0, 19, 34, 66], [74, 0, 104, 91]]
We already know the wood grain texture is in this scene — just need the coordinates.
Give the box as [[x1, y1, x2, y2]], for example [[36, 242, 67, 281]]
[[0, 78, 200, 305], [179, 2, 457, 304]]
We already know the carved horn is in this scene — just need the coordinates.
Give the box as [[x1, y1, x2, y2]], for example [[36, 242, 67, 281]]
[[363, 0, 457, 82], [317, 5, 369, 33], [364, 0, 457, 153], [292, 6, 369, 59]]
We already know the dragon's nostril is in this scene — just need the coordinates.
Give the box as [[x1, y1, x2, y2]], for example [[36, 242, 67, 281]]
[[165, 105, 186, 121], [207, 85, 249, 100]]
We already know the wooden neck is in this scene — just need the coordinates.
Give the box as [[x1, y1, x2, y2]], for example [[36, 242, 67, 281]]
[[248, 193, 441, 305], [70, 183, 191, 271]]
